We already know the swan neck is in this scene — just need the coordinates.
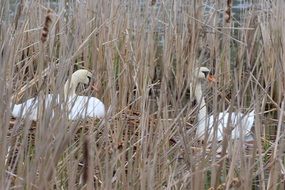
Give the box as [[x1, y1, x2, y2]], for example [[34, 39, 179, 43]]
[[64, 76, 78, 99], [194, 82, 207, 138]]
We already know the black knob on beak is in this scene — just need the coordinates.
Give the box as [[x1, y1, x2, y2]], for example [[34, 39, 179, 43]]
[[202, 71, 209, 78]]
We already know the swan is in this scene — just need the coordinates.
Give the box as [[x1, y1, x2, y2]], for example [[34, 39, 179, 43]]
[[192, 67, 255, 142], [11, 69, 105, 121]]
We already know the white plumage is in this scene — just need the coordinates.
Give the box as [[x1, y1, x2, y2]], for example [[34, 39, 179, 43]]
[[199, 110, 255, 142], [193, 67, 255, 142], [68, 96, 105, 120], [11, 69, 105, 121]]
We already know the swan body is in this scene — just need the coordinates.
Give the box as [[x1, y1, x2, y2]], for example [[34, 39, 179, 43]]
[[193, 67, 255, 142], [68, 96, 105, 120], [11, 94, 56, 121], [197, 110, 255, 141], [11, 69, 105, 121]]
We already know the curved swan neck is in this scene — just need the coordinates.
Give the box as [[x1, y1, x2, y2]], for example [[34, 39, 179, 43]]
[[64, 76, 78, 99], [193, 81, 208, 137]]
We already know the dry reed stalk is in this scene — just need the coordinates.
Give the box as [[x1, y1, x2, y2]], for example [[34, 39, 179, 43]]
[[1, 0, 284, 189], [13, 0, 24, 30]]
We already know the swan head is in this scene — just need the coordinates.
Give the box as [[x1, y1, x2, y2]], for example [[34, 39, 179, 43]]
[[195, 67, 215, 82], [71, 69, 93, 85], [64, 69, 94, 98]]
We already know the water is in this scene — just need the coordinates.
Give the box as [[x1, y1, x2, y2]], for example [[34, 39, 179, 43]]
[[233, 0, 253, 11], [204, 0, 253, 15], [8, 0, 253, 13]]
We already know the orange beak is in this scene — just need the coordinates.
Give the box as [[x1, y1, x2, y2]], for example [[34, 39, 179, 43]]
[[207, 75, 216, 82]]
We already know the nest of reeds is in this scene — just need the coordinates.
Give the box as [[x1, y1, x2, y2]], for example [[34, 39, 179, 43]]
[[7, 108, 157, 162]]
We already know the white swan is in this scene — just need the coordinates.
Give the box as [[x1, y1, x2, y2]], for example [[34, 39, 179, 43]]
[[192, 67, 254, 142], [11, 69, 105, 121]]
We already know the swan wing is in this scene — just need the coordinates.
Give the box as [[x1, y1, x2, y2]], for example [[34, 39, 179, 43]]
[[208, 112, 230, 141], [200, 111, 254, 141], [11, 94, 57, 121], [87, 97, 105, 118], [208, 111, 254, 141], [68, 96, 105, 120], [231, 111, 254, 139], [12, 97, 39, 120]]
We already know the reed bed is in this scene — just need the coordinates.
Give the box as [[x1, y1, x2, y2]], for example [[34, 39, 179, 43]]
[[0, 0, 284, 189]]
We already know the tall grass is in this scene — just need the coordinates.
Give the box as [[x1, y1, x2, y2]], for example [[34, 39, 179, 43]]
[[1, 0, 284, 189]]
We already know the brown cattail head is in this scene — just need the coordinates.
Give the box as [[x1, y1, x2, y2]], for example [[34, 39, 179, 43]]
[[41, 9, 52, 43], [150, 0, 156, 6], [82, 137, 90, 185], [230, 177, 241, 188], [225, 0, 232, 23]]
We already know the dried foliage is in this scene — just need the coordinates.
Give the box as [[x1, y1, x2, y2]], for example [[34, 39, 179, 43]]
[[0, 0, 284, 189]]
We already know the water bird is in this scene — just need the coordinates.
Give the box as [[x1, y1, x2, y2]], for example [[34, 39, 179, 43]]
[[11, 69, 105, 121], [192, 67, 255, 142]]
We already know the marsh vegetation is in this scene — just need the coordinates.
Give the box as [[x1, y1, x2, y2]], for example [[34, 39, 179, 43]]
[[0, 0, 284, 189]]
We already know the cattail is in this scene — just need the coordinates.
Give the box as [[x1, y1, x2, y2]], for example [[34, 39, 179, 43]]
[[150, 0, 156, 6], [230, 177, 241, 188], [225, 0, 232, 23], [41, 9, 52, 43], [82, 137, 90, 185]]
